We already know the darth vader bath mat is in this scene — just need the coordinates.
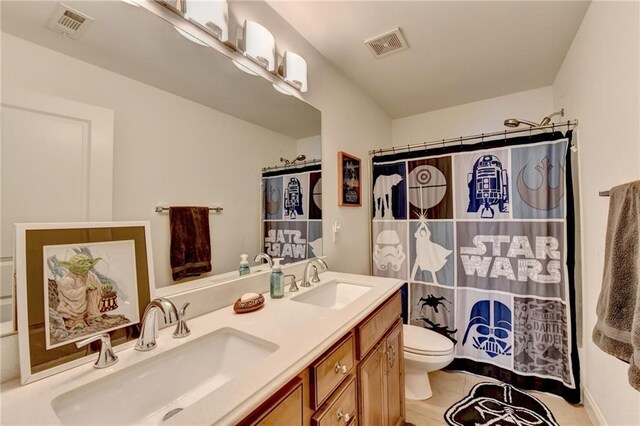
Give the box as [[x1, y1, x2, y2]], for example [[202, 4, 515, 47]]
[[444, 382, 559, 426]]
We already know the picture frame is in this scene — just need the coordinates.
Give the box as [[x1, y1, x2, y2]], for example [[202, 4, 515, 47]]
[[338, 151, 362, 207], [15, 221, 155, 384]]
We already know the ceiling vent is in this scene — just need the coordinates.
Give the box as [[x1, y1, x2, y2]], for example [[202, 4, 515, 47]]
[[364, 28, 408, 58], [47, 3, 94, 39]]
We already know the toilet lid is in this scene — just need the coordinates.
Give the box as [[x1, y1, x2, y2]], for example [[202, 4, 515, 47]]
[[403, 324, 454, 355]]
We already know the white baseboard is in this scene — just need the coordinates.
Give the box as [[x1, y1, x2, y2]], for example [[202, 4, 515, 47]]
[[583, 387, 606, 426]]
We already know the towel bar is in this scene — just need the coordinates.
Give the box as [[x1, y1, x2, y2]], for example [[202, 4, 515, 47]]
[[154, 206, 223, 213], [599, 191, 610, 197]]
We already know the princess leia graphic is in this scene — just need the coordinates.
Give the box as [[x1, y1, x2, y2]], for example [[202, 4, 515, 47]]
[[411, 221, 452, 284]]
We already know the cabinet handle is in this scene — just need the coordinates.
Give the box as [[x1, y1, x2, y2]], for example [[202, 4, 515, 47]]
[[386, 344, 396, 373], [336, 409, 352, 423], [334, 361, 348, 375]]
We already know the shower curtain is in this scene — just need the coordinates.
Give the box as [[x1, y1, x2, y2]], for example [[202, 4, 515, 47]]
[[371, 131, 580, 403], [262, 163, 322, 264]]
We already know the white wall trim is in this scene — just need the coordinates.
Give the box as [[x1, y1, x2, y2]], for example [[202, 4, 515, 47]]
[[583, 386, 606, 426]]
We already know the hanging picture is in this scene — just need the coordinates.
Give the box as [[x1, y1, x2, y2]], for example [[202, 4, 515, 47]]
[[338, 151, 361, 207], [15, 221, 155, 384]]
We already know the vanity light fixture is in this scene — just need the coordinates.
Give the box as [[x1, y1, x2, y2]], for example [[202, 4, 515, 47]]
[[120, 0, 140, 6], [184, 0, 229, 42], [241, 20, 276, 72], [281, 51, 307, 93], [272, 83, 294, 96]]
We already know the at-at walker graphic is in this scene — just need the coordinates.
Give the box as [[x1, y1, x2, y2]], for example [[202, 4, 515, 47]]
[[284, 177, 303, 219], [467, 155, 509, 218]]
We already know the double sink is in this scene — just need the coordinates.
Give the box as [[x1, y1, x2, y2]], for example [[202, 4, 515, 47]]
[[51, 279, 373, 424]]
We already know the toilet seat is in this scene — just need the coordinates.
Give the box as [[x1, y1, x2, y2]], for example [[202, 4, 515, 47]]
[[403, 324, 454, 356]]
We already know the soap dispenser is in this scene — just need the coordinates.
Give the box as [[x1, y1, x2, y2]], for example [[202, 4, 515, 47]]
[[239, 254, 250, 276], [270, 258, 284, 299]]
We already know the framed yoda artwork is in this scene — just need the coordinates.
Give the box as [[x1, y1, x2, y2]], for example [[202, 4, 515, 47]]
[[15, 222, 155, 384]]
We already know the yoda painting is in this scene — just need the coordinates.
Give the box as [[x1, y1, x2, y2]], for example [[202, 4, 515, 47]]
[[56, 254, 104, 329], [44, 241, 140, 349]]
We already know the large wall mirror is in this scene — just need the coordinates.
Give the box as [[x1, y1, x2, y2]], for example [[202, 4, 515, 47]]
[[0, 1, 322, 335]]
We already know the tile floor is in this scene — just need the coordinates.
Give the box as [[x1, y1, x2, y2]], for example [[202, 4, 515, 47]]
[[405, 370, 592, 426]]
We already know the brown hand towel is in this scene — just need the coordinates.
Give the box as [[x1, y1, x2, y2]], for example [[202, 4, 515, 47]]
[[169, 206, 212, 281], [592, 180, 640, 391]]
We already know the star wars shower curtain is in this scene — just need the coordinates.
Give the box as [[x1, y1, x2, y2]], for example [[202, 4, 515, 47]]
[[262, 164, 322, 264], [371, 131, 580, 403]]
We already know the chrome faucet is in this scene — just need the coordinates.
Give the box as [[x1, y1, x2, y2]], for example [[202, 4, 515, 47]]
[[135, 297, 179, 352], [254, 253, 273, 268], [76, 333, 118, 369], [301, 258, 328, 287], [284, 274, 298, 292]]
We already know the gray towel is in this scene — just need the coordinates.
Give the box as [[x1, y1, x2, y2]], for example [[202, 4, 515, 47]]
[[592, 180, 640, 391]]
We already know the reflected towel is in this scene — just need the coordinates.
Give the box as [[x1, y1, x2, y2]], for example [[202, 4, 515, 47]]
[[170, 206, 212, 281], [592, 180, 640, 391]]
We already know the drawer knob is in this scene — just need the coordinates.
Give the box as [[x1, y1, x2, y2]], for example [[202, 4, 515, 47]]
[[336, 410, 351, 423], [334, 361, 348, 375]]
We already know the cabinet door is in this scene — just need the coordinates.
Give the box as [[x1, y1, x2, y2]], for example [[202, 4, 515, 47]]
[[357, 342, 386, 426], [385, 321, 404, 426]]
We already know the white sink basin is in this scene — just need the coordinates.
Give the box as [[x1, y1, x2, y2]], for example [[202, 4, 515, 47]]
[[51, 327, 278, 425], [291, 280, 373, 310]]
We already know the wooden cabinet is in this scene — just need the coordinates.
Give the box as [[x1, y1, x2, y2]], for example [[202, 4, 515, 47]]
[[358, 320, 404, 426], [238, 291, 404, 426]]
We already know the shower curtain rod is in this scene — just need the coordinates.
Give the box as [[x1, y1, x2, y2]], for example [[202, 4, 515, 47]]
[[261, 158, 321, 172], [369, 120, 578, 156]]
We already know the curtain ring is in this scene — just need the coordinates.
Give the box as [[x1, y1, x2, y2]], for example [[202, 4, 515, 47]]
[[407, 144, 411, 152], [459, 136, 463, 147], [504, 130, 507, 143], [442, 139, 445, 149], [392, 146, 396, 154], [552, 123, 555, 132]]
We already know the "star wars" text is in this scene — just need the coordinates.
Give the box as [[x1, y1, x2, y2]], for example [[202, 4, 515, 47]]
[[264, 230, 306, 259]]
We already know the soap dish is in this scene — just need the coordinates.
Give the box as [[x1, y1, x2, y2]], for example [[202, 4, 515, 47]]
[[233, 294, 265, 314]]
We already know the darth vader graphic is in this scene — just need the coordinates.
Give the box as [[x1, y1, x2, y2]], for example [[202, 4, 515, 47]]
[[462, 300, 512, 358], [445, 382, 559, 426]]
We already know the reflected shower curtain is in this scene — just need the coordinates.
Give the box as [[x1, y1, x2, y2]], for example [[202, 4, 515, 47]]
[[371, 131, 580, 403], [262, 164, 322, 264]]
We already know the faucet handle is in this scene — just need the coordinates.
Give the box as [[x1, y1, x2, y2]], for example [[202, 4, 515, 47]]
[[284, 274, 298, 292], [173, 302, 191, 338], [76, 333, 118, 369], [310, 265, 321, 283]]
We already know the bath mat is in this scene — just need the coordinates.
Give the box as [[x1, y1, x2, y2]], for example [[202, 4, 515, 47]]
[[444, 382, 559, 426]]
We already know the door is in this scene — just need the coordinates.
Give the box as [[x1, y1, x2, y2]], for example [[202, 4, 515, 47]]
[[385, 321, 404, 426], [1, 88, 114, 332], [357, 340, 385, 425]]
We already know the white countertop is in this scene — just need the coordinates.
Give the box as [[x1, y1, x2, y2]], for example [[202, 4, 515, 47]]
[[0, 272, 403, 425]]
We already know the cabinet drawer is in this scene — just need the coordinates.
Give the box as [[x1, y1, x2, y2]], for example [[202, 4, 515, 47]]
[[312, 376, 357, 426], [356, 292, 401, 360], [311, 333, 355, 409], [238, 377, 303, 426]]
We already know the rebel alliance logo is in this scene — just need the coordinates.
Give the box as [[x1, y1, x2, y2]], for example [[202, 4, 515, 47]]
[[517, 156, 565, 211], [462, 300, 512, 358], [460, 235, 561, 284]]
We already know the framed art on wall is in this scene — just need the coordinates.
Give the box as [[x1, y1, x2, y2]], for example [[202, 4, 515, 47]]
[[15, 221, 155, 384], [338, 151, 362, 207]]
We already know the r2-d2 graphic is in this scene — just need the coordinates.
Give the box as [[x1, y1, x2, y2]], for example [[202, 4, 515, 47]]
[[284, 177, 303, 219], [462, 300, 512, 358], [467, 155, 509, 218]]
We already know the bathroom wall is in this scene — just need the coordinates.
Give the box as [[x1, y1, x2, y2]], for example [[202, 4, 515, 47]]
[[553, 2, 640, 425], [392, 86, 554, 145], [2, 33, 298, 288], [235, 1, 393, 275], [297, 135, 323, 160]]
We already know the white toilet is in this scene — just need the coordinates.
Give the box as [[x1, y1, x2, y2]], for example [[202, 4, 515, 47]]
[[403, 324, 455, 400]]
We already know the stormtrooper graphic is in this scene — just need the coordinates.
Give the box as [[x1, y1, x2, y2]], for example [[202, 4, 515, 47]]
[[373, 229, 406, 272], [462, 300, 512, 358]]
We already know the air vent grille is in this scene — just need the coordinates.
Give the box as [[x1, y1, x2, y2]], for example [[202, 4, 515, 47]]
[[47, 3, 94, 39], [364, 28, 408, 58]]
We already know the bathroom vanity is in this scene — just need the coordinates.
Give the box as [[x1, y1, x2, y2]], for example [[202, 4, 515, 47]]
[[0, 271, 404, 425], [239, 290, 404, 425]]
